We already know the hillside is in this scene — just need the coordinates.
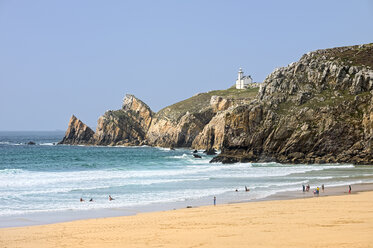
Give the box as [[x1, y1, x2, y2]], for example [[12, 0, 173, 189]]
[[146, 86, 259, 148], [156, 87, 259, 121], [212, 43, 373, 165]]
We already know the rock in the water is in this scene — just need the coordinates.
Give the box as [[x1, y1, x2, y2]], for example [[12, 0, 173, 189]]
[[93, 94, 153, 146], [58, 115, 95, 145], [204, 148, 217, 155], [193, 154, 202, 158]]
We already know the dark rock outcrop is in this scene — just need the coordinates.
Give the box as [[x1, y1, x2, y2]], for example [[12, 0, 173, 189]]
[[212, 43, 373, 165]]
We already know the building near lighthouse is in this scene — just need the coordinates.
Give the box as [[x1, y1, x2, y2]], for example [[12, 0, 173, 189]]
[[235, 68, 253, 89]]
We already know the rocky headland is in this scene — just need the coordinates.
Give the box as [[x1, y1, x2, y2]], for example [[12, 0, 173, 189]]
[[59, 89, 257, 148], [60, 43, 373, 165], [212, 43, 373, 165]]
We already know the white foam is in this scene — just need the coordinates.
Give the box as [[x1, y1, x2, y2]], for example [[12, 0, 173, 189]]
[[39, 143, 55, 146]]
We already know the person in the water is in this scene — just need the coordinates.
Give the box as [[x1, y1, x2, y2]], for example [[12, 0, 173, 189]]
[[109, 195, 114, 201]]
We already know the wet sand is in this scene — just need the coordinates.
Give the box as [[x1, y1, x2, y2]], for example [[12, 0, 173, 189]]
[[1, 184, 373, 248]]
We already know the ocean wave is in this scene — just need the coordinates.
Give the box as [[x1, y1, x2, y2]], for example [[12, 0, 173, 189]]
[[0, 186, 234, 217], [171, 154, 190, 159], [0, 168, 24, 174], [0, 177, 212, 198], [39, 142, 55, 146], [0, 142, 23, 146], [0, 167, 212, 188], [154, 147, 173, 151]]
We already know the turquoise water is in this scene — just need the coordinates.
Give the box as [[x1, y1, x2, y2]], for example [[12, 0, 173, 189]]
[[1, 131, 373, 217]]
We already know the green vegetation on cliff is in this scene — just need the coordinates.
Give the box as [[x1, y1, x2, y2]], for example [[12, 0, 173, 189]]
[[157, 87, 259, 121], [312, 43, 373, 68]]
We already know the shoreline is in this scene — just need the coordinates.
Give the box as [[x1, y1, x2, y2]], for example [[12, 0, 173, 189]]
[[1, 182, 372, 229], [1, 187, 373, 248]]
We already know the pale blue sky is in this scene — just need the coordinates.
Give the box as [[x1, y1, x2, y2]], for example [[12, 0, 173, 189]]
[[1, 0, 372, 131]]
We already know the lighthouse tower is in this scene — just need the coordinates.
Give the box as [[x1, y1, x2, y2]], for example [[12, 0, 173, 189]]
[[235, 68, 252, 89]]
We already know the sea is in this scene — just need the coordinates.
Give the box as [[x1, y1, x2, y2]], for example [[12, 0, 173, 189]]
[[1, 131, 373, 226]]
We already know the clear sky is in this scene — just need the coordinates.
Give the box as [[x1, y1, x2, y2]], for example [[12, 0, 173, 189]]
[[1, 0, 372, 131]]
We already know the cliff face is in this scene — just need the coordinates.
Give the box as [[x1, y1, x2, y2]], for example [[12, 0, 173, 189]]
[[58, 115, 95, 145], [59, 95, 153, 146], [60, 88, 257, 148], [146, 108, 215, 147], [212, 43, 373, 165], [93, 94, 153, 146]]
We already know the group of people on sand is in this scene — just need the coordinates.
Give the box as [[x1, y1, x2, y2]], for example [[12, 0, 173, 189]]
[[80, 195, 115, 202], [302, 184, 325, 195], [302, 184, 352, 194]]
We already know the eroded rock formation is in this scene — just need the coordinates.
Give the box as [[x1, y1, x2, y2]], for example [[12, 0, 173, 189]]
[[93, 94, 153, 146], [58, 115, 95, 145]]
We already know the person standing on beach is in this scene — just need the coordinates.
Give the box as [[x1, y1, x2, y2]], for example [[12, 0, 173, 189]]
[[213, 196, 216, 206], [322, 184, 324, 192], [302, 185, 305, 192], [349, 185, 351, 194]]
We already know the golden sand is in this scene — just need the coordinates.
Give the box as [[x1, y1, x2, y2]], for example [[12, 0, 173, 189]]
[[1, 192, 373, 248]]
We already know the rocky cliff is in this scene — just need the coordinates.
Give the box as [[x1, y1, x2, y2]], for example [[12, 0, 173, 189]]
[[146, 89, 256, 148], [93, 94, 153, 146], [212, 43, 373, 165], [60, 95, 153, 146], [58, 115, 95, 145], [59, 87, 256, 148], [60, 43, 373, 165], [60, 87, 257, 148]]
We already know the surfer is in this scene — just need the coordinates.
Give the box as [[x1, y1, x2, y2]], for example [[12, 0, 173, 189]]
[[109, 195, 114, 201], [245, 186, 250, 192]]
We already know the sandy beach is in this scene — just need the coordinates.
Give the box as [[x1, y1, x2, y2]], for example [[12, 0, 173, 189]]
[[1, 188, 373, 248]]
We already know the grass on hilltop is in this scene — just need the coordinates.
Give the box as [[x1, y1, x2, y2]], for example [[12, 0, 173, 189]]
[[317, 43, 373, 68], [156, 86, 259, 121]]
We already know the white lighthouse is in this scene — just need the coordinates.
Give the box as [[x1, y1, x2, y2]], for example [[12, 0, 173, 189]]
[[235, 68, 253, 89]]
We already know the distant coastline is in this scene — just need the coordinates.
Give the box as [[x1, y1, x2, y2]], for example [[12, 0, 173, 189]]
[[58, 43, 373, 165]]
